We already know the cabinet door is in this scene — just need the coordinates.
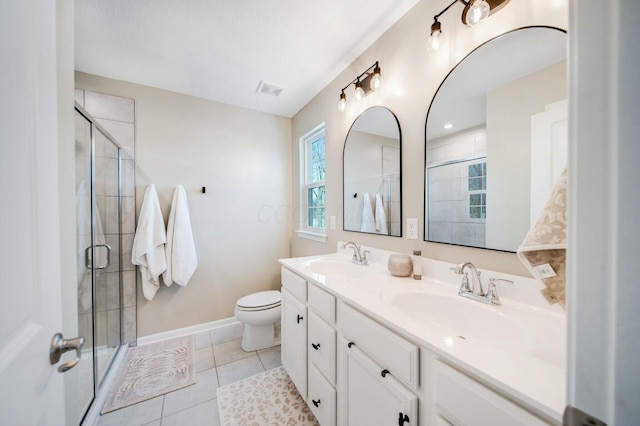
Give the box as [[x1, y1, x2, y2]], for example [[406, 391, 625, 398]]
[[282, 289, 308, 399], [343, 343, 417, 426]]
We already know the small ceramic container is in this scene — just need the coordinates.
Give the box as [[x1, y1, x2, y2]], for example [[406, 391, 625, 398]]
[[387, 254, 413, 277]]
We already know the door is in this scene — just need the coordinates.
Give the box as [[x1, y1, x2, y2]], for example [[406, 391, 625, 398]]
[[0, 0, 71, 423], [530, 99, 568, 225], [343, 345, 417, 426]]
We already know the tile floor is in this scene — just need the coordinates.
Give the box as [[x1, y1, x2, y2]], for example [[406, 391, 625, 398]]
[[97, 329, 281, 426]]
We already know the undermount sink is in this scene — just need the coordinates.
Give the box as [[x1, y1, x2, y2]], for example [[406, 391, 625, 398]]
[[383, 290, 528, 345]]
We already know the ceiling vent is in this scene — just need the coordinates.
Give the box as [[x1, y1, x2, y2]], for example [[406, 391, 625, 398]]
[[256, 80, 284, 98]]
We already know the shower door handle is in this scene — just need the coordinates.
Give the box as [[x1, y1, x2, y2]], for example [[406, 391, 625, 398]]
[[84, 244, 112, 270], [50, 332, 85, 373]]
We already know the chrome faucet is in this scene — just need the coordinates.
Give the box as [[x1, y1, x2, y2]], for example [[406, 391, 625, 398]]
[[451, 261, 513, 305], [342, 241, 368, 265], [453, 261, 485, 296]]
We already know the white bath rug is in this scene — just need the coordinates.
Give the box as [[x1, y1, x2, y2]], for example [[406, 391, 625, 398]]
[[217, 366, 319, 426], [101, 335, 196, 414]]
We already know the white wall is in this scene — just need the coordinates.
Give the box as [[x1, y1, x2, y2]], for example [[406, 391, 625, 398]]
[[75, 73, 292, 337], [291, 0, 568, 275]]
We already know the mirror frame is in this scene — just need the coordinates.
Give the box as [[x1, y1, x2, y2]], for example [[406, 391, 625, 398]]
[[343, 106, 403, 237], [423, 25, 567, 252]]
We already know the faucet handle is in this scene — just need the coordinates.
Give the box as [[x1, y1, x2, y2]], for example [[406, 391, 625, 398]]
[[458, 272, 472, 294], [485, 278, 514, 305], [362, 250, 370, 264], [489, 278, 513, 286]]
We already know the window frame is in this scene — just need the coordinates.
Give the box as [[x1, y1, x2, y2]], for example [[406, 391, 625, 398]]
[[297, 123, 327, 242]]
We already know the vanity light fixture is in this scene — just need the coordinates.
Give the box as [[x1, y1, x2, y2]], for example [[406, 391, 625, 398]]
[[428, 0, 510, 50], [337, 61, 382, 111]]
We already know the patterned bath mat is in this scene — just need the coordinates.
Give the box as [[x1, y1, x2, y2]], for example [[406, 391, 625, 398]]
[[217, 366, 319, 425], [101, 335, 196, 414]]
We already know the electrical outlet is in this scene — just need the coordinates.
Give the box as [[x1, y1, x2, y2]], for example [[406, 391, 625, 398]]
[[329, 216, 336, 230], [407, 218, 418, 239]]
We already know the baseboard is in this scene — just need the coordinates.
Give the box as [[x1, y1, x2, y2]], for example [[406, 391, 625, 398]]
[[136, 317, 243, 346]]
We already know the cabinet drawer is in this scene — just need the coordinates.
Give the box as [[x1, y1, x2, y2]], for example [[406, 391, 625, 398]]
[[434, 360, 549, 426], [308, 364, 336, 426], [339, 302, 419, 390], [308, 283, 336, 324], [281, 267, 307, 302], [308, 311, 336, 385]]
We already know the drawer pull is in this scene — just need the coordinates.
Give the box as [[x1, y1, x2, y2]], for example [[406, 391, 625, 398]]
[[296, 314, 304, 324], [311, 343, 321, 350], [347, 341, 355, 348], [312, 399, 321, 407], [398, 412, 410, 425], [381, 369, 390, 378]]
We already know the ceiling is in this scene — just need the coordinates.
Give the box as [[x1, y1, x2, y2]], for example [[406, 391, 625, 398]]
[[75, 0, 420, 118]]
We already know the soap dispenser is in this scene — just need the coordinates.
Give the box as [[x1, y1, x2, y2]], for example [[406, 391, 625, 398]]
[[412, 245, 422, 280]]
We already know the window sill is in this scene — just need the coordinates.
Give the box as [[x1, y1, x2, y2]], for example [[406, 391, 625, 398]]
[[295, 229, 327, 243]]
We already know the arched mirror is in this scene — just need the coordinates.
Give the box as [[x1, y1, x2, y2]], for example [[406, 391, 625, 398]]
[[424, 26, 567, 252], [344, 106, 402, 236]]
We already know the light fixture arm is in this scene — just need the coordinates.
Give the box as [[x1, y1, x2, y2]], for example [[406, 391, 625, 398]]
[[339, 61, 380, 94], [433, 0, 462, 22], [337, 61, 382, 111]]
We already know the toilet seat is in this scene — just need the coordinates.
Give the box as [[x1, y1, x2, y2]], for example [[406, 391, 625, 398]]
[[236, 290, 281, 311]]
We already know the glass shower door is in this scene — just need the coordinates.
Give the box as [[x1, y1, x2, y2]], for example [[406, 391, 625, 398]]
[[75, 109, 95, 420], [75, 107, 123, 422], [93, 125, 122, 391]]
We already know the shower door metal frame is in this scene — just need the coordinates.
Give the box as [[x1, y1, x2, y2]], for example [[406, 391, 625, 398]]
[[75, 103, 125, 421]]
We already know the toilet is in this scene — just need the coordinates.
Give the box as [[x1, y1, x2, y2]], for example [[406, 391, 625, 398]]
[[234, 290, 282, 351]]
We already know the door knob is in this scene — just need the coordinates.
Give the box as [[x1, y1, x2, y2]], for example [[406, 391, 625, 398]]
[[49, 332, 84, 373]]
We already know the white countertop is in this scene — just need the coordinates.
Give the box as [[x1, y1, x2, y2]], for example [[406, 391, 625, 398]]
[[279, 243, 566, 423]]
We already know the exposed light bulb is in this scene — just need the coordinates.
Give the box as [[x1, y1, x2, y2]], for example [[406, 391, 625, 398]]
[[354, 79, 365, 100], [466, 0, 490, 26], [370, 64, 382, 90], [370, 75, 381, 91], [428, 20, 443, 51], [338, 92, 347, 112]]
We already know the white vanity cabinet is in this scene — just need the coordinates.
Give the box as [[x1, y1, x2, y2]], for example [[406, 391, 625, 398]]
[[432, 361, 549, 426], [338, 302, 419, 426], [279, 260, 559, 426], [281, 267, 308, 398]]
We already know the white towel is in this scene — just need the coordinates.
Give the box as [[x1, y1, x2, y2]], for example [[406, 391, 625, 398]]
[[132, 184, 167, 301], [374, 193, 388, 235], [163, 185, 197, 287], [360, 193, 376, 233]]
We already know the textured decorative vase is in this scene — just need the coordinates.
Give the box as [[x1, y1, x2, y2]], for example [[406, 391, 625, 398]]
[[387, 254, 413, 277]]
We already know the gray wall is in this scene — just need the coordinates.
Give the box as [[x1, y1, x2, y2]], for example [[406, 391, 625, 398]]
[[76, 72, 292, 337]]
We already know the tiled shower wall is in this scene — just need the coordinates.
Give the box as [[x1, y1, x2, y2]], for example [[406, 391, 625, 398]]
[[75, 89, 137, 346], [426, 126, 487, 247]]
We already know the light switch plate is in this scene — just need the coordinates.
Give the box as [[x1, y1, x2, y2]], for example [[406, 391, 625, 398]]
[[329, 216, 336, 230], [407, 218, 418, 239]]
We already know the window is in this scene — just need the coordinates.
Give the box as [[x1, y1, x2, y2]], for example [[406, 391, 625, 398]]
[[468, 162, 487, 219], [298, 124, 326, 241]]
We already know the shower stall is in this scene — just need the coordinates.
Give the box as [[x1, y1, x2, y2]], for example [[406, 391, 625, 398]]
[[74, 102, 136, 423]]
